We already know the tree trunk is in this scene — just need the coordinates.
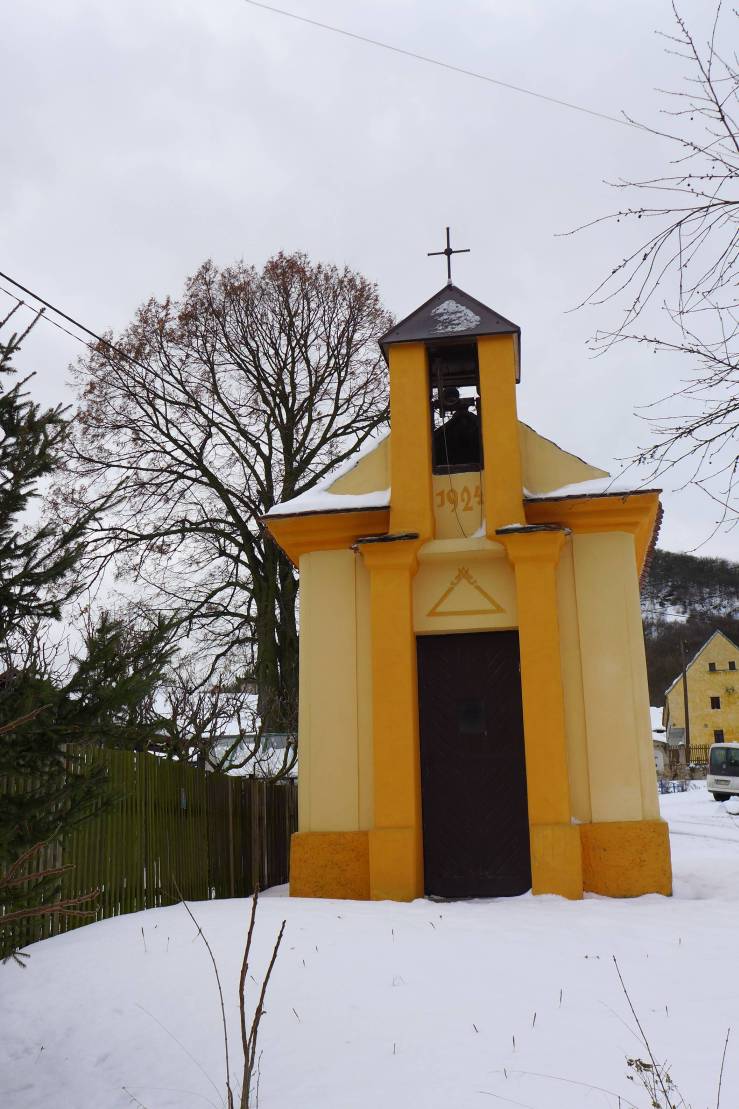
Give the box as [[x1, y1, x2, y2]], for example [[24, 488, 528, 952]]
[[252, 540, 299, 735]]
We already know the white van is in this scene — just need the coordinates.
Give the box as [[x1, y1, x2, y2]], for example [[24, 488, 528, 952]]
[[707, 742, 739, 801]]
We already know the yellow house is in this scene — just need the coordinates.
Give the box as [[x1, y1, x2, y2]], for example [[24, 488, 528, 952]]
[[663, 630, 739, 747], [264, 282, 672, 902]]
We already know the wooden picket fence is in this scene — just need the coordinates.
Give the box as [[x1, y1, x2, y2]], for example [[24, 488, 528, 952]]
[[4, 746, 297, 950], [688, 743, 710, 766], [665, 742, 710, 774]]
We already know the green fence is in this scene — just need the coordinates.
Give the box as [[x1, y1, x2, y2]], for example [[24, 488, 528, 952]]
[[5, 747, 297, 949]]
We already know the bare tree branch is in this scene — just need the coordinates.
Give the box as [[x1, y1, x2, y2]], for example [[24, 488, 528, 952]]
[[568, 3, 738, 521]]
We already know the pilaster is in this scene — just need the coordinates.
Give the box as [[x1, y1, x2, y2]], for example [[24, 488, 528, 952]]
[[478, 334, 525, 534], [387, 343, 435, 540], [357, 535, 425, 901], [499, 525, 583, 899]]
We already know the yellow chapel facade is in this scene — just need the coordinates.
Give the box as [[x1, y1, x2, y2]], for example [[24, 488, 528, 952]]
[[265, 282, 672, 902]]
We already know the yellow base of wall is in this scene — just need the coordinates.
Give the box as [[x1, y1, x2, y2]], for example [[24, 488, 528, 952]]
[[530, 823, 583, 900], [289, 828, 423, 902], [368, 826, 423, 902], [290, 831, 370, 900], [289, 821, 672, 902], [580, 819, 672, 897]]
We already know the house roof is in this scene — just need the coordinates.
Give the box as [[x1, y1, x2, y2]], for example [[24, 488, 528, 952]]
[[379, 284, 521, 380], [664, 629, 739, 697]]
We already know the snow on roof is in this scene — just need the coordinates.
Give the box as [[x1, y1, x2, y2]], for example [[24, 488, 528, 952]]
[[430, 299, 481, 333], [267, 488, 390, 518], [268, 473, 656, 521], [266, 434, 659, 521], [265, 431, 390, 519], [524, 476, 660, 501]]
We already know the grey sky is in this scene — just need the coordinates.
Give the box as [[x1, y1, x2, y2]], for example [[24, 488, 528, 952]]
[[2, 0, 731, 556]]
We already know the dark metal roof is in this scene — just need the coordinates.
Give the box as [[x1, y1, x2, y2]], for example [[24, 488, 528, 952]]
[[379, 284, 521, 381]]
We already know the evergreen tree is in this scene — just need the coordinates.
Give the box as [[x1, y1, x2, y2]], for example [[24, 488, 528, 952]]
[[1, 611, 176, 863], [0, 308, 175, 962], [0, 310, 87, 641]]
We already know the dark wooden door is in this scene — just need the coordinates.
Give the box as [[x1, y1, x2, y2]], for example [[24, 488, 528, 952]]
[[417, 631, 531, 898]]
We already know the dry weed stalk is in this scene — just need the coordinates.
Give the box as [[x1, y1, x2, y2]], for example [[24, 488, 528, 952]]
[[616, 957, 731, 1109], [176, 880, 285, 1108], [239, 889, 286, 1109]]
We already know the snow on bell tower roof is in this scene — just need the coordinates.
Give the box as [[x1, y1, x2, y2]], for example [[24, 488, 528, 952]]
[[379, 283, 522, 381]]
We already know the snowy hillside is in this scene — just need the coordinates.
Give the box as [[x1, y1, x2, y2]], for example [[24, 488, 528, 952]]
[[642, 549, 739, 624], [2, 789, 739, 1109], [641, 549, 739, 704]]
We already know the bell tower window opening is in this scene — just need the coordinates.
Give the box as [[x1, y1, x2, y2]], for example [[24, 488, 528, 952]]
[[428, 341, 483, 475]]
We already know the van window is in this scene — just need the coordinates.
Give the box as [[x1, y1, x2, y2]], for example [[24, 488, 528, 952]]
[[710, 747, 739, 777]]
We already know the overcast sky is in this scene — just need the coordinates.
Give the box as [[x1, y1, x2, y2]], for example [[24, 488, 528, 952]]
[[2, 0, 732, 557]]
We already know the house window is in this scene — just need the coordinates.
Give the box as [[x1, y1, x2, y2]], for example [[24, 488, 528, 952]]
[[730, 661, 736, 671], [714, 729, 725, 742], [710, 696, 721, 709], [709, 662, 717, 672]]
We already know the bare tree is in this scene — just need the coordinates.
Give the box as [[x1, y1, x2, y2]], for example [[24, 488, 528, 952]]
[[153, 655, 297, 778], [60, 253, 391, 732], [570, 3, 738, 523]]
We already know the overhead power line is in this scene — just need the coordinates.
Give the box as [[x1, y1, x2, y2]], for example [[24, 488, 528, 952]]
[[1, 285, 93, 349], [0, 269, 150, 375], [1, 270, 119, 351], [242, 0, 636, 131]]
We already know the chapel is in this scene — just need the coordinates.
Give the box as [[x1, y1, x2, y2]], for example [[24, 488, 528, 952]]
[[264, 278, 672, 902]]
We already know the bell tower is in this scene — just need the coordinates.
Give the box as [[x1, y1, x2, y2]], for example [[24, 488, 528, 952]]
[[379, 284, 523, 538]]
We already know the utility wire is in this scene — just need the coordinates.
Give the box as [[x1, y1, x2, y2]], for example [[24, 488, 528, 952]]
[[0, 269, 150, 375], [242, 0, 637, 132], [1, 269, 120, 351], [0, 14, 654, 363], [1, 285, 94, 349]]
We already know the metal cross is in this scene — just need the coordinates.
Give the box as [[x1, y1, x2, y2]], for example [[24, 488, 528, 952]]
[[427, 226, 470, 285]]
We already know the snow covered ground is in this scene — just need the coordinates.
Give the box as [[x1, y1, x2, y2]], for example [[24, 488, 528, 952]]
[[3, 787, 739, 1109]]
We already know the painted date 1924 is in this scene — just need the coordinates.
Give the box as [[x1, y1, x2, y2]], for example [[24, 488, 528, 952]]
[[435, 485, 482, 512]]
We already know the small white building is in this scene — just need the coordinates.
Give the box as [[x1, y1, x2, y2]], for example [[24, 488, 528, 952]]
[[650, 706, 669, 775]]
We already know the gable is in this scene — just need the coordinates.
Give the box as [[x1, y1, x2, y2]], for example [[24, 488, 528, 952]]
[[519, 422, 608, 495], [327, 423, 607, 501], [700, 629, 739, 660], [328, 435, 390, 495], [664, 629, 739, 696]]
